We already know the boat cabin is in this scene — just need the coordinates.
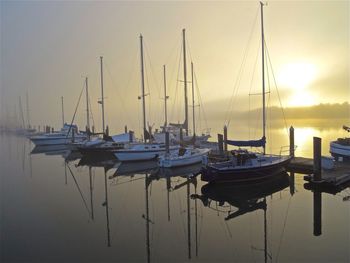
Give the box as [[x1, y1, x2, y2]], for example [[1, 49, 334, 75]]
[[231, 149, 258, 166]]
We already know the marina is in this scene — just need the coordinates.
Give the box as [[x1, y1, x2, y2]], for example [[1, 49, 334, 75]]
[[1, 131, 349, 262], [1, 1, 349, 262]]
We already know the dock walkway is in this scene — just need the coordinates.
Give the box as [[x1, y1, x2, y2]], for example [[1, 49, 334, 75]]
[[288, 156, 350, 188]]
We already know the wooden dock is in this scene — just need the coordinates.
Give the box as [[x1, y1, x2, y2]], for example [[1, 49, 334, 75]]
[[287, 157, 314, 174], [303, 161, 350, 185], [288, 156, 350, 190], [213, 127, 350, 189]]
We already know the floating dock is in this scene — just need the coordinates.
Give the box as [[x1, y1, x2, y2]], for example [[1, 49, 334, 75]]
[[287, 157, 314, 174], [288, 156, 350, 191]]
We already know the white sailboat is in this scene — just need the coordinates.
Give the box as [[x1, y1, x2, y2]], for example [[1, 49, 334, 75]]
[[113, 34, 179, 162], [159, 62, 211, 168], [330, 125, 350, 161], [30, 95, 87, 146], [159, 147, 210, 168], [154, 29, 210, 145], [30, 122, 86, 146]]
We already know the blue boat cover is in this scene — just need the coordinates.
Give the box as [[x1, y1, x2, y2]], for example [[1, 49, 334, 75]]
[[226, 136, 266, 147]]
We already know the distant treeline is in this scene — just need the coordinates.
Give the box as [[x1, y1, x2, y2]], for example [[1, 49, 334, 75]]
[[208, 102, 350, 121], [276, 102, 349, 119]]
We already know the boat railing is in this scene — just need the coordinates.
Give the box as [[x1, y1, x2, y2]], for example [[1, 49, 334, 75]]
[[278, 145, 297, 157], [200, 128, 211, 136]]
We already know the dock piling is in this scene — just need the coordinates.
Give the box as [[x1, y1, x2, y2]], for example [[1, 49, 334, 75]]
[[289, 126, 294, 157], [313, 191, 322, 236], [313, 137, 322, 181], [165, 131, 170, 154], [129, 130, 134, 143], [218, 134, 224, 155], [223, 125, 228, 152]]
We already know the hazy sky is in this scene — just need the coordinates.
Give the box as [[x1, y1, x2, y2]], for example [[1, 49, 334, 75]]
[[1, 1, 349, 134]]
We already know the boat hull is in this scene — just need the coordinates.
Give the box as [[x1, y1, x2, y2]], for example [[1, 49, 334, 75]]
[[201, 156, 291, 183], [114, 147, 179, 162], [330, 141, 350, 160], [159, 154, 204, 168], [159, 149, 210, 168], [30, 135, 86, 146]]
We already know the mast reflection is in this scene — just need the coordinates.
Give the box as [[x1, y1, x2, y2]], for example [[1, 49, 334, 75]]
[[192, 171, 291, 263]]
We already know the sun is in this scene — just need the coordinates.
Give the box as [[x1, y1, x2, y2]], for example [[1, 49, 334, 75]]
[[276, 62, 319, 107], [277, 62, 317, 91], [287, 91, 318, 107]]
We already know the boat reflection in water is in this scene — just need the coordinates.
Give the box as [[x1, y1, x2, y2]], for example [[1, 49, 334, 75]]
[[192, 171, 291, 263], [31, 144, 82, 162], [78, 154, 119, 172], [107, 159, 202, 262]]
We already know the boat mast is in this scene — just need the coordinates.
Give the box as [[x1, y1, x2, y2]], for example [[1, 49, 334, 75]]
[[260, 1, 266, 154], [264, 198, 267, 263], [85, 77, 90, 130], [18, 96, 25, 129], [182, 29, 189, 136], [163, 65, 168, 128], [89, 166, 94, 221], [104, 169, 111, 247], [100, 56, 105, 134], [25, 92, 31, 129], [145, 174, 151, 263], [61, 96, 65, 126], [187, 177, 191, 259], [191, 62, 196, 136], [140, 34, 147, 143]]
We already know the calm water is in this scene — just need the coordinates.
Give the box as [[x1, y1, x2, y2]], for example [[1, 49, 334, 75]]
[[1, 122, 349, 263]]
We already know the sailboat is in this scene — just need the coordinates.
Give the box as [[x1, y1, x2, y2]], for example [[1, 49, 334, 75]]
[[154, 29, 211, 145], [30, 94, 87, 146], [201, 2, 291, 183], [76, 61, 134, 155], [112, 35, 179, 162], [29, 123, 86, 146], [159, 62, 211, 168]]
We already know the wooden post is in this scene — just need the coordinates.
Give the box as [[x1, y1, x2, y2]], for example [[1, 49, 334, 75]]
[[313, 137, 322, 181], [218, 134, 224, 155], [105, 125, 109, 136], [223, 125, 228, 152], [313, 191, 322, 236], [148, 125, 152, 143], [289, 126, 294, 157], [289, 172, 295, 196], [72, 127, 75, 143], [180, 128, 183, 143], [165, 131, 170, 154], [86, 126, 90, 140], [124, 125, 127, 133]]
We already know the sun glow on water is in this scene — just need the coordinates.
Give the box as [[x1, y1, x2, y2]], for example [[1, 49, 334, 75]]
[[294, 127, 319, 157]]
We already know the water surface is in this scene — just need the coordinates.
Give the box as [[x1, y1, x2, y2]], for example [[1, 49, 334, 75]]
[[1, 123, 349, 263]]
